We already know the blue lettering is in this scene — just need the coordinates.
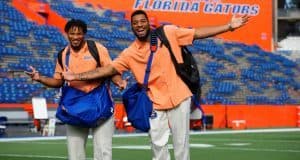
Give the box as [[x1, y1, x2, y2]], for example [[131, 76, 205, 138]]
[[250, 5, 260, 15], [144, 0, 149, 9], [214, 3, 223, 14], [132, 1, 261, 14], [204, 3, 213, 13], [152, 0, 162, 10], [180, 2, 189, 11], [133, 0, 144, 9], [173, 0, 178, 10], [223, 3, 231, 13], [232, 5, 241, 14], [191, 3, 200, 12], [241, 5, 250, 14], [163, 0, 172, 10]]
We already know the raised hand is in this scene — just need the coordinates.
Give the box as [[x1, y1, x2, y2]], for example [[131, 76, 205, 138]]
[[229, 14, 250, 30], [24, 66, 40, 81]]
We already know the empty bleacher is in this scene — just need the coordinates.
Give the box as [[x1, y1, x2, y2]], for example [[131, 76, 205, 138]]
[[0, 0, 299, 106]]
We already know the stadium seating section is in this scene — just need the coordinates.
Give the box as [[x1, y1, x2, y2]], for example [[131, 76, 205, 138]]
[[0, 0, 299, 105]]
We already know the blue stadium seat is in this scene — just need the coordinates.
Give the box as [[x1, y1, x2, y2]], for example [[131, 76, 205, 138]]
[[0, 0, 299, 104]]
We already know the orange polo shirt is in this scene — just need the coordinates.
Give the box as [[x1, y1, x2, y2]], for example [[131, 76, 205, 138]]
[[53, 41, 112, 93], [112, 25, 195, 110]]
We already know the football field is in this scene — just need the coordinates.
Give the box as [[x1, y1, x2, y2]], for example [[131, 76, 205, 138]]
[[0, 128, 300, 160]]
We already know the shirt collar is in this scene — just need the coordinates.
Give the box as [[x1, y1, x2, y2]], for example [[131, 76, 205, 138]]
[[69, 41, 88, 54], [134, 39, 149, 50]]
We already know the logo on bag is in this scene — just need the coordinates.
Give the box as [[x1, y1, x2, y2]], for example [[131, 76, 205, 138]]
[[150, 110, 157, 119]]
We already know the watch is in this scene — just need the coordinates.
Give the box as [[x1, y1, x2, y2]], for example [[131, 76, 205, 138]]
[[228, 23, 234, 31]]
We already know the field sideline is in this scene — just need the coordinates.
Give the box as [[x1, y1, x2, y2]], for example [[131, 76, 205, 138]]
[[0, 128, 300, 160]]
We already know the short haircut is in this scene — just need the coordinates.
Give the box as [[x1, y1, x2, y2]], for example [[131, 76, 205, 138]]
[[64, 19, 87, 33], [131, 10, 149, 22]]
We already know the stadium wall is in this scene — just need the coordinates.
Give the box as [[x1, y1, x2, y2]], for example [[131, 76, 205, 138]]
[[0, 103, 298, 129], [12, 0, 46, 25], [74, 0, 273, 51], [12, 0, 67, 32], [12, 0, 274, 50]]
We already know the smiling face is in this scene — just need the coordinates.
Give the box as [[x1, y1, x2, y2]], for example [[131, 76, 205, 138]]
[[67, 26, 85, 51], [131, 13, 150, 42]]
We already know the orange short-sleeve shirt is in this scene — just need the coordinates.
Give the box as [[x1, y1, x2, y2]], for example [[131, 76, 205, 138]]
[[112, 25, 195, 110], [54, 41, 112, 92]]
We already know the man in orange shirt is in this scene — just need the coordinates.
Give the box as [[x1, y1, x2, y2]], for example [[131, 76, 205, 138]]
[[63, 10, 249, 160], [26, 19, 125, 160]]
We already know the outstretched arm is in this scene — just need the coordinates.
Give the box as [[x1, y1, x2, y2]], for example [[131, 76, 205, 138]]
[[63, 64, 118, 81], [194, 14, 250, 39], [25, 66, 63, 88]]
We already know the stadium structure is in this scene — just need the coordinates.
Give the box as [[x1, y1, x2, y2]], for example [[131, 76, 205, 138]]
[[0, 0, 299, 156]]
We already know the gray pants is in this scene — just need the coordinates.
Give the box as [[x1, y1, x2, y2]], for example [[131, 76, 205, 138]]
[[149, 97, 191, 160], [66, 116, 114, 160]]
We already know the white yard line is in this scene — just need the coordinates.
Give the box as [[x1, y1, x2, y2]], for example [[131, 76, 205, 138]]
[[0, 128, 300, 143], [189, 128, 300, 135], [0, 153, 67, 159], [0, 153, 122, 160], [1, 128, 300, 160], [112, 144, 300, 153], [1, 144, 298, 160], [213, 146, 300, 153]]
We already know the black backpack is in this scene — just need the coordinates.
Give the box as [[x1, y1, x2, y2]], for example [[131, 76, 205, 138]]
[[57, 40, 100, 69], [155, 26, 200, 98]]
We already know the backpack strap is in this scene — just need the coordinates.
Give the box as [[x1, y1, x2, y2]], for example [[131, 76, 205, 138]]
[[156, 25, 202, 100], [56, 40, 100, 69], [155, 25, 170, 48], [142, 31, 158, 89], [155, 25, 180, 70], [57, 47, 66, 69], [86, 40, 101, 67]]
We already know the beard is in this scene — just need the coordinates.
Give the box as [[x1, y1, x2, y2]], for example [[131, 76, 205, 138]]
[[133, 29, 150, 42], [70, 41, 84, 51], [70, 45, 82, 51]]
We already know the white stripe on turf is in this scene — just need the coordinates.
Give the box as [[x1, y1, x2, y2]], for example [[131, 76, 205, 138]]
[[0, 153, 67, 159], [1, 128, 300, 142]]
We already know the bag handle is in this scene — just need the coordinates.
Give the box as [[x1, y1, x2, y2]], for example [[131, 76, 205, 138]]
[[142, 31, 158, 89]]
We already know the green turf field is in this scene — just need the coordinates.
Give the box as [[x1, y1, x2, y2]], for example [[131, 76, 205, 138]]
[[0, 129, 300, 160]]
